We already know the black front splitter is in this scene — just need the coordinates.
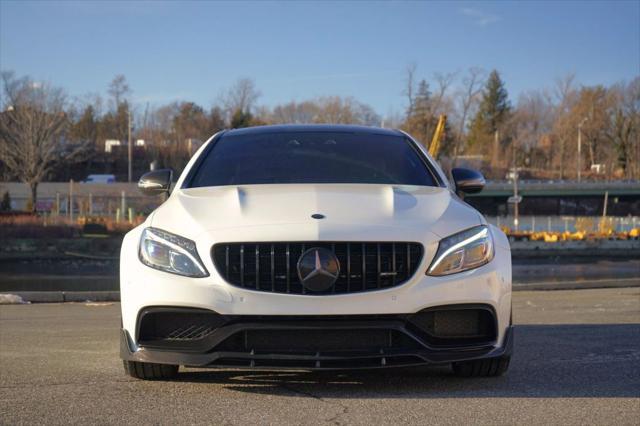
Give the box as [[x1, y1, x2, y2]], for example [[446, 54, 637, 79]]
[[120, 326, 513, 370]]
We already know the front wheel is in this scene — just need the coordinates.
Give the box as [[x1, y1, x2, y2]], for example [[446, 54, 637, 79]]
[[451, 355, 510, 377], [123, 360, 179, 380]]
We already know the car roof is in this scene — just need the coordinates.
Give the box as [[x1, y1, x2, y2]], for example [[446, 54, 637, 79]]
[[224, 124, 403, 137]]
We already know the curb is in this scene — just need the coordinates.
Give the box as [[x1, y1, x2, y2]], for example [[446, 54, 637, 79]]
[[2, 278, 639, 303], [512, 277, 640, 291], [2, 291, 120, 303]]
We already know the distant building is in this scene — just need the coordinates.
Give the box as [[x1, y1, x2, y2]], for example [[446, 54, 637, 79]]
[[104, 139, 145, 153], [104, 139, 120, 153]]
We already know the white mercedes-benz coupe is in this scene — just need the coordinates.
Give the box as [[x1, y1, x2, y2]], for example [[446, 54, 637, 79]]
[[120, 125, 512, 380]]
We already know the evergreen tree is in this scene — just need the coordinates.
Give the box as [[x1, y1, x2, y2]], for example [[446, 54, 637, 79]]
[[438, 119, 457, 158], [403, 80, 441, 149], [230, 109, 253, 128], [208, 106, 226, 134], [173, 102, 210, 141], [467, 70, 511, 158], [101, 102, 130, 143], [69, 105, 98, 147], [413, 80, 432, 116], [100, 75, 132, 144]]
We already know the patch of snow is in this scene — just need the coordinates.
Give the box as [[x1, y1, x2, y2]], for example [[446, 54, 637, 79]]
[[0, 294, 30, 305], [84, 302, 113, 306]]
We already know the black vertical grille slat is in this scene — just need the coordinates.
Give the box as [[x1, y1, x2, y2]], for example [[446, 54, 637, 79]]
[[376, 243, 381, 288], [361, 243, 366, 290], [301, 243, 306, 295], [270, 244, 275, 292], [286, 244, 291, 293], [331, 243, 337, 293], [240, 244, 245, 287], [346, 243, 351, 292], [255, 245, 260, 290], [391, 243, 396, 286], [225, 246, 230, 277], [212, 242, 423, 296], [406, 243, 411, 279]]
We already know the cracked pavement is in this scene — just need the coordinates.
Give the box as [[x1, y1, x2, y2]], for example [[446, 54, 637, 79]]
[[1, 288, 639, 425]]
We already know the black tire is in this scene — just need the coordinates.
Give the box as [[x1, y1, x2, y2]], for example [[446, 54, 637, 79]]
[[123, 360, 179, 380], [451, 355, 510, 377]]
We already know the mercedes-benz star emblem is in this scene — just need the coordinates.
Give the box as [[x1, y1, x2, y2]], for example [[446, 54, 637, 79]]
[[297, 247, 340, 292]]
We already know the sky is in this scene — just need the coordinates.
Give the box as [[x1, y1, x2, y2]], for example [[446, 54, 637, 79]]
[[1, 0, 638, 117]]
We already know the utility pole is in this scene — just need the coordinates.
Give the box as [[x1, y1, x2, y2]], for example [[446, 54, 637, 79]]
[[577, 117, 588, 182], [513, 171, 519, 232], [600, 190, 609, 234], [127, 109, 132, 183], [511, 135, 519, 232], [68, 179, 74, 222], [491, 129, 500, 168]]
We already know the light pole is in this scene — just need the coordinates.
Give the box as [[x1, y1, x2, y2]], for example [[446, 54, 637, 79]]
[[512, 167, 519, 232], [127, 110, 132, 183], [577, 117, 588, 182]]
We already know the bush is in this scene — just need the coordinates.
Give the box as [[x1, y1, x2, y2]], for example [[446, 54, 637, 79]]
[[0, 215, 78, 239], [0, 192, 11, 212], [0, 214, 142, 239]]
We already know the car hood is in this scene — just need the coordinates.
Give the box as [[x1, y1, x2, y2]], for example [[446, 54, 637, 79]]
[[150, 184, 484, 244]]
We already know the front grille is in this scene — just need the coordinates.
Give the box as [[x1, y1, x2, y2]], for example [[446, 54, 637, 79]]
[[212, 242, 423, 295]]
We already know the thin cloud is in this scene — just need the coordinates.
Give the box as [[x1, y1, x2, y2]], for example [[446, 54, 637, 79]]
[[133, 91, 195, 105], [291, 70, 398, 82], [459, 7, 501, 27]]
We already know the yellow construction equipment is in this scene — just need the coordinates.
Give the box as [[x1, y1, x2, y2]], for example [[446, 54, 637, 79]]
[[428, 114, 447, 157]]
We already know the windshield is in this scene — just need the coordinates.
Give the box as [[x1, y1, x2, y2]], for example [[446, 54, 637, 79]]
[[186, 131, 438, 187]]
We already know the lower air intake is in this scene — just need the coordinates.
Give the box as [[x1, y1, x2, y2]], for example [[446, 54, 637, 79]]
[[408, 307, 497, 346]]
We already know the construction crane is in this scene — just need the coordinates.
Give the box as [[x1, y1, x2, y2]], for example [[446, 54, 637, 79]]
[[428, 114, 447, 158]]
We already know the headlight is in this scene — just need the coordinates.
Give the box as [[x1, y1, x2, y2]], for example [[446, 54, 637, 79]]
[[139, 227, 209, 277], [427, 225, 494, 276]]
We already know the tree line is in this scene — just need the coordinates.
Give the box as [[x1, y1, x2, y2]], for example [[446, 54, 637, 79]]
[[400, 66, 639, 181], [1, 68, 639, 211]]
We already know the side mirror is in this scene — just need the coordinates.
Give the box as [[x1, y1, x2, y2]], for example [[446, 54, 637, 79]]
[[451, 168, 485, 197], [138, 169, 173, 196]]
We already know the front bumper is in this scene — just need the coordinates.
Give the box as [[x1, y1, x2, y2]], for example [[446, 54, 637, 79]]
[[121, 235, 512, 341], [120, 224, 513, 370], [120, 306, 513, 370]]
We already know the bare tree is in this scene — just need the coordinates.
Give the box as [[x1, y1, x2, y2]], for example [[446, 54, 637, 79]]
[[312, 96, 379, 125], [453, 67, 485, 164], [108, 74, 130, 109], [550, 74, 576, 178], [626, 77, 640, 178], [605, 79, 639, 179], [508, 90, 554, 174], [432, 71, 457, 114], [221, 78, 261, 120], [264, 96, 380, 126], [270, 100, 320, 124], [0, 72, 91, 211], [402, 63, 417, 117], [553, 73, 576, 110]]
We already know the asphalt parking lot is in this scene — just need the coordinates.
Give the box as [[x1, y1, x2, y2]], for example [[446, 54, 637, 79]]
[[1, 288, 639, 425]]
